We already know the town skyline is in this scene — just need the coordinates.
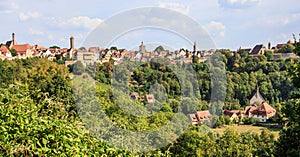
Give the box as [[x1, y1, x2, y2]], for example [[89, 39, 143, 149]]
[[0, 0, 299, 50], [1, 32, 298, 52]]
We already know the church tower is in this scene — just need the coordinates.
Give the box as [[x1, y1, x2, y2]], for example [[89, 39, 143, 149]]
[[139, 41, 146, 53], [70, 36, 75, 50], [250, 85, 265, 105], [12, 33, 16, 46]]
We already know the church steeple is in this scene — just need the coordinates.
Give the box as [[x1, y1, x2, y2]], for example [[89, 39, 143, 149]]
[[139, 41, 146, 53], [250, 85, 265, 106], [12, 33, 16, 46]]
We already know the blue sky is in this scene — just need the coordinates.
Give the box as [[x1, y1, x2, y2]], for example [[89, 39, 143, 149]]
[[0, 0, 299, 50]]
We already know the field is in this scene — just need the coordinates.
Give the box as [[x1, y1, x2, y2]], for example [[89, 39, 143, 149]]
[[213, 125, 281, 139]]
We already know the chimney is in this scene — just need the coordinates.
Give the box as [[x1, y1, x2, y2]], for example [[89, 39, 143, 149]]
[[70, 36, 74, 50]]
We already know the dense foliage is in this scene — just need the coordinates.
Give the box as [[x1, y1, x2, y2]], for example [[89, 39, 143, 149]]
[[0, 43, 299, 156]]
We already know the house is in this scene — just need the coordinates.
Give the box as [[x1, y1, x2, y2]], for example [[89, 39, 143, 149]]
[[189, 114, 199, 125], [245, 86, 276, 122], [250, 44, 266, 55], [12, 44, 34, 57], [130, 92, 140, 100], [250, 86, 264, 105], [189, 110, 211, 126], [223, 110, 242, 121], [5, 33, 17, 49], [146, 94, 155, 103], [0, 45, 10, 56], [245, 102, 276, 122]]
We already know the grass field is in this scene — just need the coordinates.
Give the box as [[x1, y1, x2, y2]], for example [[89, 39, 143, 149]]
[[213, 125, 281, 139]]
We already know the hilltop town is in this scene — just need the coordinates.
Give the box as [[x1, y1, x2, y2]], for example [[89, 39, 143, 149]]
[[0, 33, 298, 66]]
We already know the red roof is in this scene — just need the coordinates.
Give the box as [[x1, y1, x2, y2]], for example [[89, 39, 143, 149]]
[[0, 45, 9, 54], [146, 94, 155, 103], [189, 114, 198, 122], [196, 111, 210, 120], [13, 44, 31, 55], [245, 102, 276, 117]]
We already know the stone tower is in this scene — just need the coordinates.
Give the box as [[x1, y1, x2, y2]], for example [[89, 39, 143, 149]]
[[12, 33, 16, 46], [70, 36, 75, 50], [139, 41, 146, 53]]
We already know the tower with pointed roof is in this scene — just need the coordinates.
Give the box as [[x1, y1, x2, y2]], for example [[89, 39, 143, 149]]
[[139, 41, 146, 54], [250, 85, 264, 105]]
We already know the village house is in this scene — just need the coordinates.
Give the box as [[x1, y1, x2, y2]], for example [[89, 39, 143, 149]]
[[190, 86, 277, 125], [223, 110, 241, 121], [189, 110, 211, 126], [130, 92, 140, 100], [13, 44, 34, 58], [0, 45, 11, 59], [146, 94, 155, 103], [249, 44, 266, 56]]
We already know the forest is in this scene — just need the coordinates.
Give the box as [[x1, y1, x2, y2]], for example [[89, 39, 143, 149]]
[[0, 42, 300, 156]]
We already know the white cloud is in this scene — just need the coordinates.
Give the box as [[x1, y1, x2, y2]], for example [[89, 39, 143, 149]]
[[245, 12, 300, 27], [29, 28, 44, 35], [47, 34, 54, 40], [0, 1, 19, 14], [219, 0, 261, 9], [56, 16, 103, 30], [19, 12, 41, 21], [158, 2, 190, 14], [204, 21, 226, 37]]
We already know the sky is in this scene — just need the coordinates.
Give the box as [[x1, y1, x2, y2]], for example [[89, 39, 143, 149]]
[[0, 0, 299, 51]]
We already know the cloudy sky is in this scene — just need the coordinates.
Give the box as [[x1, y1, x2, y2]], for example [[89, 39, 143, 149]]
[[0, 0, 299, 50]]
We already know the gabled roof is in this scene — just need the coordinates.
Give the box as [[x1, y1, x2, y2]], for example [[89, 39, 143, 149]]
[[250, 86, 264, 105], [189, 114, 198, 122], [250, 102, 276, 117], [146, 94, 155, 103], [13, 44, 31, 55], [250, 44, 265, 54], [256, 102, 276, 114], [196, 111, 210, 120], [0, 45, 9, 54], [5, 41, 13, 48]]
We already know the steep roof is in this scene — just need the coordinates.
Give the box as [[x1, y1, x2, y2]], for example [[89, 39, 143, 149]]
[[0, 45, 9, 54], [5, 41, 13, 48], [250, 44, 265, 54], [250, 86, 264, 105], [13, 44, 31, 55], [196, 111, 210, 120], [251, 102, 276, 117], [189, 114, 198, 122], [146, 94, 155, 103]]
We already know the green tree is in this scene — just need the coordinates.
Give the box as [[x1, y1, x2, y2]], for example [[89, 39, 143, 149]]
[[49, 45, 60, 49], [10, 48, 17, 57], [72, 61, 85, 75], [154, 45, 165, 53], [265, 50, 274, 61], [278, 44, 295, 53], [276, 41, 300, 156]]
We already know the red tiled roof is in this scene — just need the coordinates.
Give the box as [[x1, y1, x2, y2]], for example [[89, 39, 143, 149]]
[[245, 102, 276, 117], [13, 44, 31, 55], [189, 114, 198, 122], [196, 111, 210, 120], [0, 45, 9, 54], [146, 94, 155, 103]]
